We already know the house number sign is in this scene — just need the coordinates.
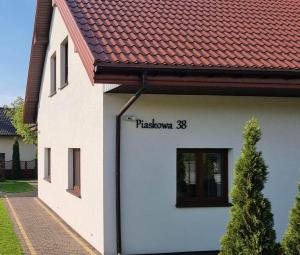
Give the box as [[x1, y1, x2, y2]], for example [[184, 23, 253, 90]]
[[136, 118, 188, 130]]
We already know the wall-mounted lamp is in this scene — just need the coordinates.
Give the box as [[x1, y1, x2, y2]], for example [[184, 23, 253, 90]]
[[124, 115, 138, 121]]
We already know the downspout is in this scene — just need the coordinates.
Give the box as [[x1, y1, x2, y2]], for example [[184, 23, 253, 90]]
[[116, 72, 147, 255]]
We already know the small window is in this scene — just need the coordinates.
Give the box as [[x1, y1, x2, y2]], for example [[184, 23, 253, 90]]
[[60, 38, 68, 87], [44, 148, 51, 182], [50, 53, 57, 95], [68, 148, 81, 197], [0, 153, 5, 170], [176, 149, 229, 207]]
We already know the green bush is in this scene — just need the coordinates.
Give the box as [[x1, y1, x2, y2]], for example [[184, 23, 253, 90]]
[[12, 137, 21, 179], [281, 181, 300, 255], [219, 118, 277, 255]]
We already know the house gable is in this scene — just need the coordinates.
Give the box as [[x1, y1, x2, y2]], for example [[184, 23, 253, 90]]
[[24, 0, 94, 124], [35, 5, 104, 251], [37, 6, 96, 124]]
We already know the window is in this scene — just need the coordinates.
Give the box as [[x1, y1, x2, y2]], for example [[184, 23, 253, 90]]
[[0, 153, 5, 179], [176, 149, 229, 207], [0, 153, 5, 170], [60, 38, 68, 87], [44, 148, 51, 182], [50, 53, 57, 95], [67, 148, 81, 197]]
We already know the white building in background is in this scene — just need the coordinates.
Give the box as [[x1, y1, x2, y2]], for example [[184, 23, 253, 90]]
[[0, 108, 36, 176], [24, 0, 300, 254]]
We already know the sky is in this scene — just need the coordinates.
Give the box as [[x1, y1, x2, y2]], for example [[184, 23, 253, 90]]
[[0, 0, 36, 106]]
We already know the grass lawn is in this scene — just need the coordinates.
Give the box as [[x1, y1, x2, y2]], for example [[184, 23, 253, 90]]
[[0, 180, 35, 193], [0, 198, 23, 254]]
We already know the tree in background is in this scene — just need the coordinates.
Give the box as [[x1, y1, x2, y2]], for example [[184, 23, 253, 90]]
[[4, 97, 37, 145], [219, 118, 277, 255], [12, 138, 21, 179], [281, 180, 300, 255], [0, 159, 5, 182]]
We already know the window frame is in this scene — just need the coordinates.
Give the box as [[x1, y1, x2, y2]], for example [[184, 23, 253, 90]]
[[60, 38, 68, 88], [0, 153, 5, 170], [67, 148, 81, 198], [176, 148, 230, 208], [72, 148, 80, 194], [50, 52, 57, 96]]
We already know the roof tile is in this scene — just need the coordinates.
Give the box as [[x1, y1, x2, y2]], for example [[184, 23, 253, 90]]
[[67, 0, 300, 70], [0, 108, 16, 136]]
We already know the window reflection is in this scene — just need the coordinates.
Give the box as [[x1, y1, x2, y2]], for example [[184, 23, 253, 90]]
[[177, 152, 197, 198], [203, 153, 222, 198], [177, 149, 228, 206]]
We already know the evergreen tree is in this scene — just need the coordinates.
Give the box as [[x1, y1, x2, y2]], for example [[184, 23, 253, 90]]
[[281, 180, 300, 255], [12, 137, 21, 179], [0, 160, 5, 181], [219, 118, 277, 255]]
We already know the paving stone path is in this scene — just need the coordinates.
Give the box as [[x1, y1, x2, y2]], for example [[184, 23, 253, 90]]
[[5, 194, 100, 255]]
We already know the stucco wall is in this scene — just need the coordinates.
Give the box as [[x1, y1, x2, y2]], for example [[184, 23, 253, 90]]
[[103, 94, 300, 254], [37, 8, 104, 253], [0, 136, 36, 161]]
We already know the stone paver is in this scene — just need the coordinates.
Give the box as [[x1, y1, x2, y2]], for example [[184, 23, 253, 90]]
[[5, 195, 100, 255]]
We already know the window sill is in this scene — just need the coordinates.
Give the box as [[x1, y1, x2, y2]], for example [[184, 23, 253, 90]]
[[43, 177, 51, 183], [176, 201, 232, 208], [49, 91, 57, 97], [59, 82, 69, 90], [66, 189, 81, 198]]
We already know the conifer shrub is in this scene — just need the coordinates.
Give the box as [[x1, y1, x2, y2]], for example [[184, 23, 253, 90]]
[[219, 118, 277, 255], [281, 180, 300, 255], [12, 138, 21, 179], [0, 162, 5, 182]]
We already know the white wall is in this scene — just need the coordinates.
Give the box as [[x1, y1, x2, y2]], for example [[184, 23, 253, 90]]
[[37, 8, 104, 253], [0, 136, 36, 161], [103, 94, 300, 254]]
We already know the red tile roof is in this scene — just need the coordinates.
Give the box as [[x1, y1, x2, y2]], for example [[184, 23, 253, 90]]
[[0, 108, 16, 136], [66, 0, 300, 70], [24, 0, 300, 124]]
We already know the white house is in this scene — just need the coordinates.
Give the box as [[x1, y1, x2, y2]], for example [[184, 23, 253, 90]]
[[0, 108, 36, 177], [24, 0, 300, 254]]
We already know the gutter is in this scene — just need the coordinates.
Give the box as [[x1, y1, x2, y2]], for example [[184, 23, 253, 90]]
[[115, 72, 147, 255], [95, 62, 300, 79]]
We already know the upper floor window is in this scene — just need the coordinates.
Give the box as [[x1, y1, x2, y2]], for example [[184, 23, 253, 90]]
[[176, 149, 229, 207], [50, 53, 57, 96], [60, 38, 68, 87]]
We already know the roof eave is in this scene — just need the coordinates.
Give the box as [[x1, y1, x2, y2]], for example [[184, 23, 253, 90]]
[[95, 62, 300, 79], [95, 67, 300, 97], [24, 0, 53, 124]]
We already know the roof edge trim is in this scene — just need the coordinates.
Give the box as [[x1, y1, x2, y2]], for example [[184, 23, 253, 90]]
[[24, 0, 96, 124], [24, 0, 53, 124], [56, 0, 95, 82], [95, 73, 300, 90], [95, 63, 300, 79]]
